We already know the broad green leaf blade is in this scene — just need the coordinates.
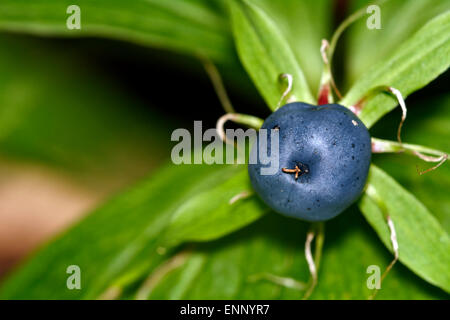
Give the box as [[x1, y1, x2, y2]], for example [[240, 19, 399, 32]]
[[145, 209, 447, 300], [346, 0, 450, 86], [161, 168, 267, 246], [340, 11, 450, 128], [0, 163, 265, 299], [372, 94, 450, 231], [359, 164, 450, 292], [0, 0, 232, 62], [228, 0, 315, 109], [256, 0, 332, 93]]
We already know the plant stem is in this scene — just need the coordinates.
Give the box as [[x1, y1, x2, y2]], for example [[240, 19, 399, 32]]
[[371, 138, 447, 157], [372, 137, 448, 175], [302, 222, 325, 300]]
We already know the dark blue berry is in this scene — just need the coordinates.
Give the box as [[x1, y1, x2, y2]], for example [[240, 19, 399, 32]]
[[248, 102, 371, 221]]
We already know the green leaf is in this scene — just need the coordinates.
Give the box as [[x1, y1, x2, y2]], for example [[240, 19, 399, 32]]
[[340, 10, 450, 128], [372, 94, 450, 231], [346, 0, 450, 86], [0, 163, 265, 299], [0, 0, 232, 62], [359, 164, 450, 292], [144, 209, 447, 300], [161, 167, 267, 246], [228, 0, 315, 109]]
